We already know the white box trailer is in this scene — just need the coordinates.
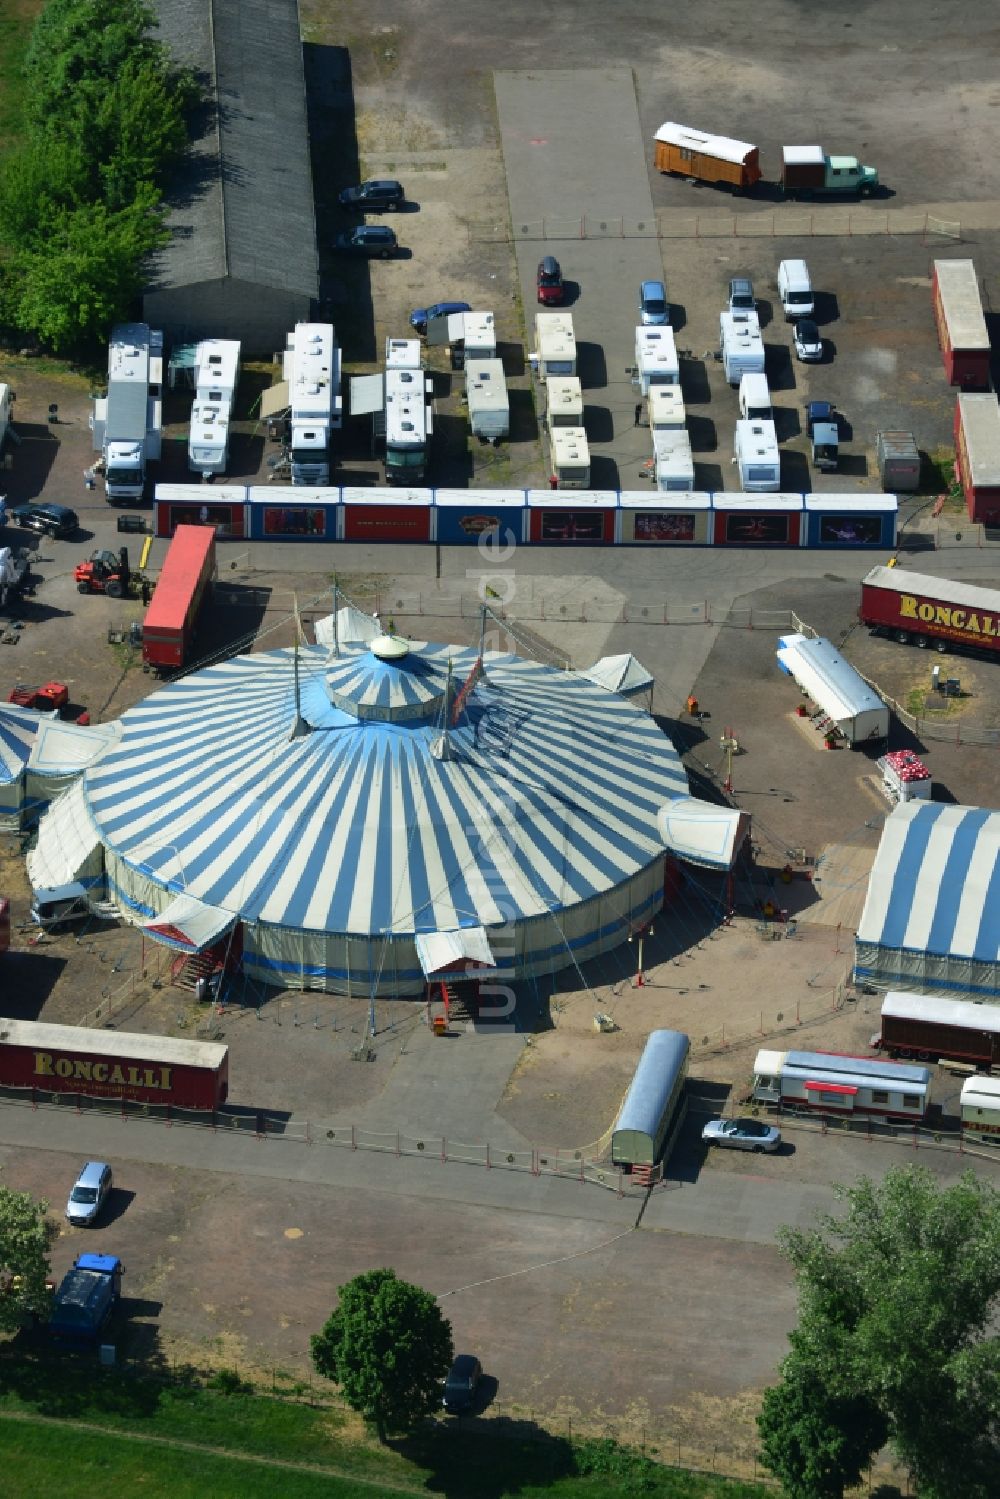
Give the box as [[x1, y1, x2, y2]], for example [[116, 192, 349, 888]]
[[720, 310, 764, 386], [549, 426, 590, 488], [188, 339, 240, 477], [634, 326, 679, 395], [734, 418, 780, 491], [648, 385, 686, 429], [534, 312, 577, 378], [466, 358, 509, 441], [777, 632, 890, 746], [545, 375, 583, 429], [652, 427, 694, 491], [90, 323, 164, 502], [283, 322, 342, 486]]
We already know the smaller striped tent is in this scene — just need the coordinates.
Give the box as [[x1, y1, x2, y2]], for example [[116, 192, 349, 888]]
[[855, 802, 1000, 999]]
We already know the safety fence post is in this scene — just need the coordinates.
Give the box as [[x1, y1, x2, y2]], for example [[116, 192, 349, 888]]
[[441, 1136, 447, 1163]]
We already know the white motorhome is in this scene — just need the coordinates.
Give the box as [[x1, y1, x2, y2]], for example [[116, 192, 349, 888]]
[[652, 427, 695, 491], [534, 312, 577, 378], [0, 383, 15, 465], [734, 418, 780, 491], [738, 372, 772, 422], [384, 338, 434, 484], [648, 385, 686, 429], [549, 426, 590, 488], [188, 339, 240, 478], [283, 322, 342, 486], [777, 259, 814, 320], [90, 324, 163, 502], [719, 311, 765, 387], [545, 375, 583, 430], [634, 326, 679, 395], [466, 358, 509, 442]]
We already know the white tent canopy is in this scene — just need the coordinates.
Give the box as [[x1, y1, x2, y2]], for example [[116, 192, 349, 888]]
[[139, 893, 237, 953], [314, 604, 380, 650], [657, 797, 750, 870], [578, 654, 654, 707], [415, 927, 497, 979], [27, 779, 104, 891]]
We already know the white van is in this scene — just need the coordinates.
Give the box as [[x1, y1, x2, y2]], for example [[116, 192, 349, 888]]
[[777, 259, 813, 320], [739, 372, 772, 422]]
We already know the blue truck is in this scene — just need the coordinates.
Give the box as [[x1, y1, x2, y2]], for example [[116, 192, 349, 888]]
[[49, 1254, 123, 1343]]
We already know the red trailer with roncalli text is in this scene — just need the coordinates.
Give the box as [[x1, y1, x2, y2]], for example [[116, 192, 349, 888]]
[[859, 565, 1000, 658], [0, 1018, 228, 1109]]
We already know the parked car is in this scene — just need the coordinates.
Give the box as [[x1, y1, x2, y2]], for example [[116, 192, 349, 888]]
[[66, 1162, 113, 1226], [639, 279, 669, 326], [409, 300, 471, 336], [333, 226, 398, 258], [793, 318, 824, 362], [338, 179, 405, 211], [8, 502, 79, 539], [702, 1118, 781, 1153], [537, 255, 564, 305], [442, 1353, 482, 1414], [728, 276, 755, 314]]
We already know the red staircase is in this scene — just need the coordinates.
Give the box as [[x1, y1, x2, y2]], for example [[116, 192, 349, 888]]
[[171, 950, 219, 992]]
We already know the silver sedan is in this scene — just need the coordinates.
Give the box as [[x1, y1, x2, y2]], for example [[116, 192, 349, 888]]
[[702, 1117, 782, 1153]]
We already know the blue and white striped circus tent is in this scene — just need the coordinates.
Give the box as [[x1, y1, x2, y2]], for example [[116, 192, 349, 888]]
[[855, 801, 1000, 999], [29, 634, 694, 996], [0, 703, 120, 829]]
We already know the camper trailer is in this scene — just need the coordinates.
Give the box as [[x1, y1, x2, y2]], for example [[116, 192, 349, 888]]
[[634, 327, 679, 396]]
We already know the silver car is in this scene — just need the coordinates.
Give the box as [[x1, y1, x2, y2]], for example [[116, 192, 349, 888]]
[[702, 1117, 781, 1153], [66, 1161, 113, 1226]]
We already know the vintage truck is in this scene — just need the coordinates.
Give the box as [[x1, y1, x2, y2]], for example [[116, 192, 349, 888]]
[[49, 1254, 124, 1343]]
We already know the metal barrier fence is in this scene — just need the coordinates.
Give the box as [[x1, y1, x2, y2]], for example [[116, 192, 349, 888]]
[[470, 209, 961, 244], [373, 589, 795, 631]]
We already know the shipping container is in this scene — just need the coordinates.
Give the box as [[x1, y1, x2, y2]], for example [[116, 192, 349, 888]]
[[713, 493, 802, 547], [142, 524, 216, 673], [153, 483, 246, 540], [247, 485, 341, 540], [859, 565, 1000, 657], [0, 1018, 229, 1108], [341, 487, 432, 543], [931, 260, 990, 390], [433, 489, 527, 546], [653, 123, 761, 190], [876, 431, 921, 491], [803, 493, 898, 549], [526, 490, 616, 544], [616, 492, 711, 545], [954, 392, 1000, 524], [874, 992, 1000, 1069]]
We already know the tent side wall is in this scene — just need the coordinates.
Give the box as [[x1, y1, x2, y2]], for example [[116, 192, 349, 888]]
[[854, 939, 997, 1001]]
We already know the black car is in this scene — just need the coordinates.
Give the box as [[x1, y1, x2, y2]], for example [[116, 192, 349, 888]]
[[338, 179, 405, 211], [442, 1354, 482, 1414], [9, 502, 79, 538], [333, 226, 398, 258]]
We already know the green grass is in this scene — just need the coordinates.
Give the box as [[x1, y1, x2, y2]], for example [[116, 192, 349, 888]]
[[0, 1, 41, 153], [0, 1357, 771, 1498]]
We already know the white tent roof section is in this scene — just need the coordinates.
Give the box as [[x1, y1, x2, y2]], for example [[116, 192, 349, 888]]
[[415, 927, 497, 978], [313, 604, 380, 650], [656, 796, 750, 870], [777, 633, 889, 745], [578, 654, 653, 702], [0, 703, 53, 783], [27, 718, 121, 777], [139, 893, 238, 953], [26, 779, 103, 890], [855, 802, 1000, 999]]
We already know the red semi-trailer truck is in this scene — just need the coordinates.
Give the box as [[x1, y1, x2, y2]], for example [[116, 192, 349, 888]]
[[859, 565, 1000, 657], [142, 523, 215, 673], [0, 1018, 229, 1108], [873, 992, 1000, 1069]]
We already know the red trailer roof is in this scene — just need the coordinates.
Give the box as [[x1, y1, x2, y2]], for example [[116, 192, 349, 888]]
[[144, 525, 215, 634]]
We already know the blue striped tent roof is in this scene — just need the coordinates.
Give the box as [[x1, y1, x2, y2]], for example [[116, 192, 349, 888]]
[[82, 641, 689, 936], [0, 704, 45, 784], [857, 802, 1000, 963]]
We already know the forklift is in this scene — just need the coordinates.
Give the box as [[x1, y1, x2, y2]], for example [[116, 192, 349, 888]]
[[74, 546, 140, 599]]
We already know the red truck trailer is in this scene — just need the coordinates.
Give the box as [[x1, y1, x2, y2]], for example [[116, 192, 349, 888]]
[[142, 524, 215, 673], [932, 260, 990, 390], [955, 392, 1000, 524], [873, 992, 1000, 1069], [0, 1018, 229, 1108], [859, 565, 1000, 657]]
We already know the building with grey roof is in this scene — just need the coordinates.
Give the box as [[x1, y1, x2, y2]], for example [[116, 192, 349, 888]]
[[144, 0, 318, 355]]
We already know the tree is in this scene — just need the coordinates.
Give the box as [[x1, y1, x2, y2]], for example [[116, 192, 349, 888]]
[[757, 1365, 887, 1499], [762, 1165, 1000, 1499], [0, 1188, 57, 1332], [310, 1268, 453, 1442]]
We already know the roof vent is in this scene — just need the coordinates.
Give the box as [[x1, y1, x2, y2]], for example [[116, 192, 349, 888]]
[[370, 634, 409, 661]]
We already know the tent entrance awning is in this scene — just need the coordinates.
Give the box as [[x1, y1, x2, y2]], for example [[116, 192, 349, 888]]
[[416, 927, 497, 980], [139, 894, 237, 953]]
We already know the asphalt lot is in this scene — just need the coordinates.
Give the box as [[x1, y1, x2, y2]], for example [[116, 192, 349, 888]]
[[3, 0, 1000, 1462]]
